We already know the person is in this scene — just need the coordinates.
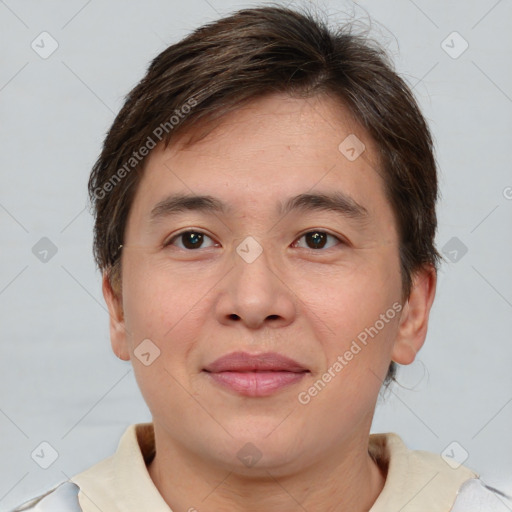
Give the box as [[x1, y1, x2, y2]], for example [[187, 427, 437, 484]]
[[11, 4, 511, 511]]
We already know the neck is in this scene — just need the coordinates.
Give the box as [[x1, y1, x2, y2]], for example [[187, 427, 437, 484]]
[[147, 426, 386, 512]]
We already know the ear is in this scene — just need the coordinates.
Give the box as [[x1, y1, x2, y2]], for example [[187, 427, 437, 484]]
[[391, 265, 437, 365], [102, 270, 130, 361]]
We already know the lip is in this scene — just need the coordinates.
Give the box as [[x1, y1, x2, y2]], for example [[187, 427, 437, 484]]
[[202, 351, 309, 397], [204, 351, 308, 373]]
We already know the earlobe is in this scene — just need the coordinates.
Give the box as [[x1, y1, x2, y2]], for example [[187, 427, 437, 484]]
[[102, 271, 130, 361], [391, 265, 437, 365]]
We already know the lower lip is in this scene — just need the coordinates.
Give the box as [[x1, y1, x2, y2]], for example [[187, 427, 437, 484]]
[[204, 371, 307, 397]]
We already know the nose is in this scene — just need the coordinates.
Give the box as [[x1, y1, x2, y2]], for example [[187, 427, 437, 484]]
[[213, 239, 297, 330]]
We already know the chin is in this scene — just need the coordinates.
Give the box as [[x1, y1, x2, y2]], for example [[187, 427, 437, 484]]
[[208, 424, 307, 469]]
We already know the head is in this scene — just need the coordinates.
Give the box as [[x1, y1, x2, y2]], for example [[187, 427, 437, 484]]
[[89, 5, 439, 473]]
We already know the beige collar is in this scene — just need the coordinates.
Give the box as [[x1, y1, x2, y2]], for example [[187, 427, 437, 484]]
[[71, 423, 477, 512]]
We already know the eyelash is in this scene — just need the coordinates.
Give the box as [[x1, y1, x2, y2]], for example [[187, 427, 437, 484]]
[[163, 229, 346, 251]]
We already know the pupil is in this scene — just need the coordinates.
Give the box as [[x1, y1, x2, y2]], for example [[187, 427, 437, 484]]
[[183, 232, 203, 249], [307, 232, 326, 249]]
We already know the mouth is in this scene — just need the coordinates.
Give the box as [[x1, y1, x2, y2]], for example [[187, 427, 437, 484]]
[[202, 351, 310, 397]]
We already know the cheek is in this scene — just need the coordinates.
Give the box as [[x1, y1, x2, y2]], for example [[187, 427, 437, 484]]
[[121, 254, 201, 336], [292, 253, 401, 392], [296, 311, 400, 432], [121, 256, 220, 386], [121, 263, 205, 418], [297, 261, 399, 337]]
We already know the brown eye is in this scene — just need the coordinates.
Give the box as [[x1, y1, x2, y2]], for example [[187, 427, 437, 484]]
[[166, 231, 216, 250], [294, 231, 342, 250]]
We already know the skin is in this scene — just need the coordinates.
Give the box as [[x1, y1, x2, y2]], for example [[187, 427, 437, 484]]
[[103, 92, 436, 512]]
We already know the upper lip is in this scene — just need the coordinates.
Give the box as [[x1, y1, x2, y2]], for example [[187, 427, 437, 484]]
[[203, 351, 309, 373]]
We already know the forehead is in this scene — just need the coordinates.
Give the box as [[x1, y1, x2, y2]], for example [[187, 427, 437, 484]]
[[170, 92, 379, 165], [128, 93, 390, 227]]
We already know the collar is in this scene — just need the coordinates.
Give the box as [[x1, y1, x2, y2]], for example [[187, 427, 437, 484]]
[[71, 423, 477, 512], [368, 432, 476, 511]]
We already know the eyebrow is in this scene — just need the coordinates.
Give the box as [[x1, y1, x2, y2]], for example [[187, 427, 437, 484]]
[[149, 194, 231, 223], [279, 191, 368, 221], [149, 191, 369, 224]]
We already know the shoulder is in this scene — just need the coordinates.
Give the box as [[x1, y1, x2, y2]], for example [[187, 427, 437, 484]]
[[69, 422, 157, 511], [450, 478, 512, 512], [370, 432, 478, 483], [10, 481, 82, 511], [368, 432, 495, 511], [10, 424, 144, 512]]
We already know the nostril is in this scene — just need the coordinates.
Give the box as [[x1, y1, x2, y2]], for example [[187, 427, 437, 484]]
[[228, 314, 240, 320]]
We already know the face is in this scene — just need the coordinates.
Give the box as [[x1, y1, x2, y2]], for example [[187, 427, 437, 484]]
[[105, 92, 435, 476]]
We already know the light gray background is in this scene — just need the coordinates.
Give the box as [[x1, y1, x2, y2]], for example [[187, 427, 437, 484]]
[[1, 0, 511, 509]]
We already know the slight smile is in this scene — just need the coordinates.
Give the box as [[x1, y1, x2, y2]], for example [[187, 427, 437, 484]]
[[202, 351, 310, 397]]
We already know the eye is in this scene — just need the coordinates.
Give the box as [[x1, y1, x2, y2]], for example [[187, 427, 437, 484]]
[[164, 230, 218, 250], [292, 230, 344, 250]]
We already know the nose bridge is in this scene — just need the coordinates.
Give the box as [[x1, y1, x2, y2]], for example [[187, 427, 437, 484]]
[[235, 236, 277, 290], [214, 235, 296, 328]]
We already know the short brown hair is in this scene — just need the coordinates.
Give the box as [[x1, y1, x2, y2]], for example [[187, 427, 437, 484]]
[[88, 4, 441, 385]]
